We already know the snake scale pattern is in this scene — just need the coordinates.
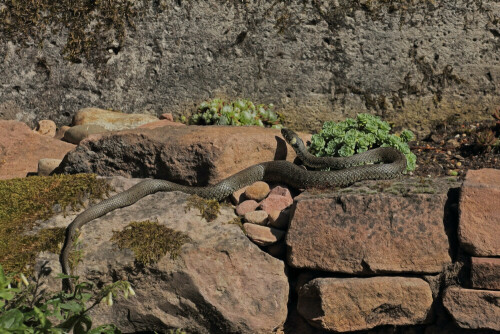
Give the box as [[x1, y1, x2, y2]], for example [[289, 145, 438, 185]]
[[60, 128, 406, 289]]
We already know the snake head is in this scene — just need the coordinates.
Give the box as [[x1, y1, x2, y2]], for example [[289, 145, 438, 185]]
[[281, 128, 299, 147]]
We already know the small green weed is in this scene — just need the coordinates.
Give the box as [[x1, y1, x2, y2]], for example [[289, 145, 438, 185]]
[[0, 263, 134, 333]]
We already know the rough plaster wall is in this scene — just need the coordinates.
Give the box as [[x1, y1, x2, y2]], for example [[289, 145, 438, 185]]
[[0, 0, 499, 136]]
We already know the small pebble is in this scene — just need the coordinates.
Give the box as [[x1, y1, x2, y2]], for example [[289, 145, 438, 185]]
[[259, 194, 293, 214], [243, 223, 285, 246], [269, 185, 293, 202], [244, 210, 269, 225], [231, 186, 248, 205], [456, 162, 462, 167], [235, 200, 259, 216], [38, 158, 62, 176], [63, 124, 107, 144], [268, 208, 291, 230], [55, 125, 71, 140], [36, 120, 57, 137], [245, 181, 270, 201]]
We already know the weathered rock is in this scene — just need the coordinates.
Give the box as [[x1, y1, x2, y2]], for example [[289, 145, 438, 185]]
[[236, 200, 260, 216], [137, 119, 185, 129], [244, 181, 270, 201], [259, 195, 294, 214], [443, 286, 500, 330], [470, 257, 500, 290], [287, 178, 455, 274], [35, 120, 56, 137], [297, 277, 433, 332], [62, 124, 108, 144], [35, 177, 289, 334], [37, 158, 62, 176], [0, 120, 75, 179], [244, 223, 285, 246], [73, 108, 159, 131], [231, 186, 247, 205], [1, 2, 499, 137], [268, 208, 291, 230], [56, 126, 307, 185], [459, 168, 500, 256], [244, 210, 269, 225]]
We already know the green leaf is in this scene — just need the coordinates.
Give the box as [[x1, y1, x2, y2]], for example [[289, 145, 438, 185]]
[[0, 290, 17, 301], [0, 265, 6, 285], [74, 315, 92, 334], [400, 129, 414, 142], [33, 306, 48, 328], [0, 309, 24, 330], [60, 300, 84, 313]]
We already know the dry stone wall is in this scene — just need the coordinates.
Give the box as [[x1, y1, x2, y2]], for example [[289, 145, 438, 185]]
[[3, 117, 499, 332], [1, 0, 499, 136]]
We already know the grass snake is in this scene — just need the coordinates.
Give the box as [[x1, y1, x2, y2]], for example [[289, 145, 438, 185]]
[[60, 128, 406, 290]]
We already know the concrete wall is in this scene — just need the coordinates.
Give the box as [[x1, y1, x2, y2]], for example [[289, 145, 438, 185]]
[[1, 0, 499, 136]]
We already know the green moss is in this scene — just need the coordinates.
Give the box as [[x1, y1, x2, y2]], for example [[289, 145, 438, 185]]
[[0, 0, 137, 66], [225, 217, 246, 233], [111, 220, 191, 265], [0, 174, 111, 274], [185, 195, 221, 222]]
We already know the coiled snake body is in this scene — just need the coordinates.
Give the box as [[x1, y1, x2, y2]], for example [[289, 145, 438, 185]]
[[60, 129, 406, 289]]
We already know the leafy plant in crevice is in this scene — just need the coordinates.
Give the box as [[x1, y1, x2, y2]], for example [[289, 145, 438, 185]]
[[188, 98, 284, 128], [309, 113, 417, 171], [0, 263, 135, 333]]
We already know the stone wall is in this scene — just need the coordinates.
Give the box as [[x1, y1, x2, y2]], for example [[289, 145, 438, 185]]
[[1, 0, 499, 136], [285, 168, 500, 333]]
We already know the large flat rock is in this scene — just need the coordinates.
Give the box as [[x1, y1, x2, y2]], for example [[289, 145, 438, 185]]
[[55, 125, 308, 185], [287, 178, 455, 274], [458, 168, 500, 256], [443, 286, 500, 331], [297, 276, 433, 332], [36, 177, 289, 334], [0, 120, 75, 179]]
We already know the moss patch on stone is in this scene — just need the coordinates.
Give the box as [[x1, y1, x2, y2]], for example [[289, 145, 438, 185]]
[[185, 195, 221, 222], [225, 217, 246, 233], [111, 220, 191, 265], [0, 0, 137, 66], [0, 174, 111, 274]]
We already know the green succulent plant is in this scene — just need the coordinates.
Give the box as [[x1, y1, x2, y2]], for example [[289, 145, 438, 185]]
[[189, 98, 283, 128], [309, 114, 417, 171]]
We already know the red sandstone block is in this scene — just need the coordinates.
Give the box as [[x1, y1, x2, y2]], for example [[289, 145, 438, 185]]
[[459, 169, 500, 256]]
